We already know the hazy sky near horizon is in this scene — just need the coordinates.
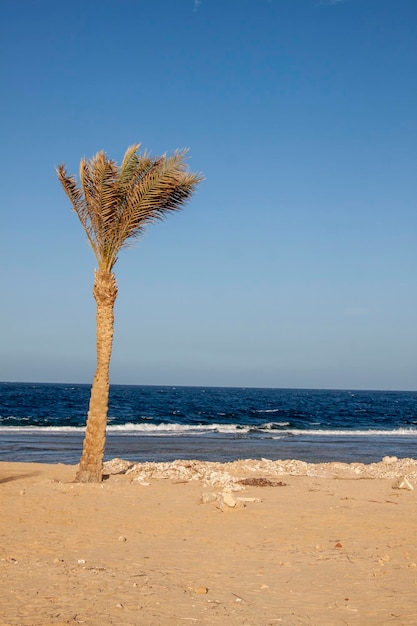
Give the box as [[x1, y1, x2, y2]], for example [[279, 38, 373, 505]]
[[1, 0, 416, 390]]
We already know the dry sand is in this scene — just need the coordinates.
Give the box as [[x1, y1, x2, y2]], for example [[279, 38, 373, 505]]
[[1, 456, 417, 626]]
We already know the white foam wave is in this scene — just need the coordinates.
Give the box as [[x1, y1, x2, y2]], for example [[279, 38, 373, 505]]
[[274, 428, 417, 437], [107, 422, 250, 435], [0, 425, 416, 437], [0, 423, 250, 435]]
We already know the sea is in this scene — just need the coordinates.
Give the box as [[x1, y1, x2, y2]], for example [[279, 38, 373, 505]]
[[0, 382, 416, 465]]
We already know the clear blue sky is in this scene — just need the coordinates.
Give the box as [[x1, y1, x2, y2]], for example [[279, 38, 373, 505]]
[[1, 0, 416, 390]]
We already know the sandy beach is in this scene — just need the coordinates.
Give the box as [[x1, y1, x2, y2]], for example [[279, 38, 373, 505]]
[[1, 457, 417, 626]]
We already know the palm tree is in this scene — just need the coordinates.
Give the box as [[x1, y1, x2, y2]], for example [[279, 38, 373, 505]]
[[57, 144, 202, 482]]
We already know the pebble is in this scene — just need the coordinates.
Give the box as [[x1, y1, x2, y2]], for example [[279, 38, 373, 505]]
[[200, 492, 218, 504], [4, 557, 17, 564], [383, 456, 398, 464], [220, 489, 238, 508], [103, 458, 134, 475], [392, 477, 414, 491]]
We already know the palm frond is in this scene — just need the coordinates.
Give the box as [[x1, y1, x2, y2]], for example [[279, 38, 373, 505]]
[[118, 144, 142, 186], [56, 164, 100, 260], [115, 150, 202, 245], [57, 144, 203, 271], [79, 157, 103, 255]]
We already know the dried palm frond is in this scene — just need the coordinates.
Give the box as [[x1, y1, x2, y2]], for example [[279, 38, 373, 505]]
[[57, 145, 203, 271]]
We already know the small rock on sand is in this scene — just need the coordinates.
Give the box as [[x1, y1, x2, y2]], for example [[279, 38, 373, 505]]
[[392, 476, 414, 491], [220, 489, 238, 508], [200, 492, 218, 504]]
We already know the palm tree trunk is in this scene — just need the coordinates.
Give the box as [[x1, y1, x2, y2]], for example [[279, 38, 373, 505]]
[[76, 269, 118, 482]]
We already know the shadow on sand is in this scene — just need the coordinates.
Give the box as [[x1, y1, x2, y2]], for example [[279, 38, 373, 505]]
[[0, 472, 40, 484]]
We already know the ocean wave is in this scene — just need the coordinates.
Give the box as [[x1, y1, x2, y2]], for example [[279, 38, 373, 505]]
[[108, 423, 251, 435], [274, 428, 417, 437], [0, 423, 249, 435], [1, 424, 417, 437]]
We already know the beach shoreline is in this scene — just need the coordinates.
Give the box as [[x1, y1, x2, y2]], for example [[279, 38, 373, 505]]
[[2, 429, 417, 466], [1, 457, 417, 625]]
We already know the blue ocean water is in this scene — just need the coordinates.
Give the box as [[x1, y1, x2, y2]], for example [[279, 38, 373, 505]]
[[0, 382, 416, 464]]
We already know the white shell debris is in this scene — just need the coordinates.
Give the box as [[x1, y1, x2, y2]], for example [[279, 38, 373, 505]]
[[200, 491, 262, 507], [392, 476, 414, 491], [383, 456, 398, 464], [220, 489, 238, 508], [103, 458, 134, 475], [128, 459, 243, 489], [103, 456, 417, 485], [200, 492, 218, 504]]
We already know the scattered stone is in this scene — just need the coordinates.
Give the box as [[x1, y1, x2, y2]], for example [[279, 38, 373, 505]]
[[392, 477, 414, 491], [220, 489, 238, 509], [77, 559, 86, 564], [200, 491, 262, 507], [118, 536, 127, 542], [104, 456, 417, 485], [378, 555, 390, 565], [383, 456, 398, 464], [194, 586, 208, 594], [103, 458, 134, 475], [129, 459, 242, 489], [200, 492, 218, 504]]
